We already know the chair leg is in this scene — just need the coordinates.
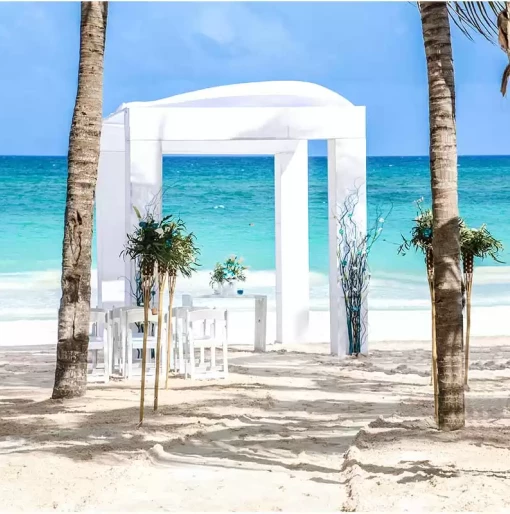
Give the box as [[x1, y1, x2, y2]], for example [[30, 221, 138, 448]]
[[200, 344, 205, 369], [127, 342, 133, 379], [223, 341, 228, 379], [178, 334, 184, 375], [122, 334, 127, 378], [103, 343, 110, 384], [211, 343, 216, 372], [161, 342, 167, 383], [189, 341, 195, 380]]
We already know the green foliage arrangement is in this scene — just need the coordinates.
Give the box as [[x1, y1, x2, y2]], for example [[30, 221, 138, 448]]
[[210, 262, 228, 288], [210, 255, 247, 288], [398, 198, 504, 390], [397, 198, 434, 256], [157, 215, 200, 278], [122, 207, 160, 277], [122, 203, 201, 421], [460, 224, 504, 270]]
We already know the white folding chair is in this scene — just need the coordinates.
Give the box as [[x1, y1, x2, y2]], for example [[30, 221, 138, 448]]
[[164, 306, 210, 375], [124, 308, 167, 380], [89, 308, 110, 383], [184, 309, 229, 380]]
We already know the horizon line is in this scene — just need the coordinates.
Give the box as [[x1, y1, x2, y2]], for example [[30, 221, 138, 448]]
[[1, 153, 510, 159]]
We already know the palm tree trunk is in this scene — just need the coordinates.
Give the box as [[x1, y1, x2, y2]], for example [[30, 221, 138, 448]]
[[52, 2, 108, 400], [420, 1, 465, 431]]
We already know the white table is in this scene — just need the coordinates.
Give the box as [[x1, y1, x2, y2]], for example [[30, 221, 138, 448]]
[[182, 293, 268, 352]]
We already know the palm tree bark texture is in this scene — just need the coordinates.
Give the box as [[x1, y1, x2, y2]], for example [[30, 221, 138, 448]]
[[419, 1, 465, 431], [52, 2, 108, 400]]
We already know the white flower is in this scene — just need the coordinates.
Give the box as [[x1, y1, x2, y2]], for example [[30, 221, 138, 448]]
[[378, 217, 385, 223], [155, 228, 164, 236]]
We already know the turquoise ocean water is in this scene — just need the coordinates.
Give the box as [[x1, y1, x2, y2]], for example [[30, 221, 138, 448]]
[[1, 155, 509, 321]]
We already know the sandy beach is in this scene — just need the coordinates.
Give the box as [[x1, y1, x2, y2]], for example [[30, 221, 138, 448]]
[[2, 335, 510, 511]]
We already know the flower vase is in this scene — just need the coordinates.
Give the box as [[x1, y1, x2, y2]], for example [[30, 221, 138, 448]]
[[226, 281, 237, 297]]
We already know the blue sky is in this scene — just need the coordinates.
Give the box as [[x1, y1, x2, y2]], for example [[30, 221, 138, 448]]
[[0, 1, 508, 156]]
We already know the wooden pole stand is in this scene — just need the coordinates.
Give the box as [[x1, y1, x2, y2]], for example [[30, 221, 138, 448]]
[[165, 274, 177, 390], [154, 271, 167, 411], [139, 278, 150, 425], [464, 272, 473, 389]]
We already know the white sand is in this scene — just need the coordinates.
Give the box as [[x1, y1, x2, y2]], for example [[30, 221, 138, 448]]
[[1, 336, 510, 511], [2, 301, 510, 350]]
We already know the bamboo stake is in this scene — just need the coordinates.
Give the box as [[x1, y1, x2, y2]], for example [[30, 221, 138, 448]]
[[154, 271, 167, 411], [464, 277, 473, 387], [426, 249, 438, 423], [165, 273, 177, 390], [139, 277, 150, 426], [428, 279, 439, 423], [464, 253, 474, 388]]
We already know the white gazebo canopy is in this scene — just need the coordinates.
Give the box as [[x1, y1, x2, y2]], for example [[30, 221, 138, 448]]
[[96, 81, 367, 356]]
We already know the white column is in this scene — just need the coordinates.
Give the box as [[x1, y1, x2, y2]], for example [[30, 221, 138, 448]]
[[274, 141, 309, 344], [125, 114, 163, 305], [96, 150, 127, 308], [327, 138, 367, 356]]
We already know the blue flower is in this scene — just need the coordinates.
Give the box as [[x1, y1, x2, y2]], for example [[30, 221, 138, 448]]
[[423, 228, 432, 238], [341, 260, 347, 267], [139, 221, 147, 228], [339, 229, 344, 235]]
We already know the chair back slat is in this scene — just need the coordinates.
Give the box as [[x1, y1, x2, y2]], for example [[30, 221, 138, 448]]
[[187, 309, 226, 323], [125, 307, 159, 325], [164, 305, 207, 323], [90, 309, 107, 323]]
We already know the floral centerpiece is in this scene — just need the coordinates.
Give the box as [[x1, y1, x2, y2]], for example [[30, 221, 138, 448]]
[[210, 255, 247, 296], [210, 262, 228, 294]]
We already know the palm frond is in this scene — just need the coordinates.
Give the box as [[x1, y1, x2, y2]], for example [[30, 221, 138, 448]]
[[446, 1, 504, 42]]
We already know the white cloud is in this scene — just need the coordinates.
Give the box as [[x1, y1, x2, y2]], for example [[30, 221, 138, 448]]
[[192, 3, 296, 60]]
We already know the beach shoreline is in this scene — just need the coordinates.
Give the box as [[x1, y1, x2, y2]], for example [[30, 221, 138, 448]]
[[2, 266, 510, 345]]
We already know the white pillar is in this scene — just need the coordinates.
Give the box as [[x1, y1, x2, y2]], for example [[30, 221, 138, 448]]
[[96, 150, 127, 308], [125, 117, 163, 305], [327, 138, 367, 356], [274, 141, 309, 344]]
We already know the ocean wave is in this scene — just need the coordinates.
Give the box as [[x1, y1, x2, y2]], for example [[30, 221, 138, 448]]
[[1, 266, 510, 321]]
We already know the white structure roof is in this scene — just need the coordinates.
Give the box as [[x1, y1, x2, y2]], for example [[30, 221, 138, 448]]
[[104, 81, 354, 125]]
